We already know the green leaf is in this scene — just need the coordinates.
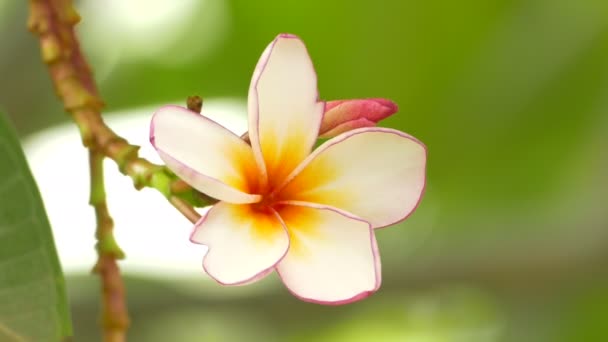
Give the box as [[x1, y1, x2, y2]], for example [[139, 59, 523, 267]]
[[0, 112, 72, 341]]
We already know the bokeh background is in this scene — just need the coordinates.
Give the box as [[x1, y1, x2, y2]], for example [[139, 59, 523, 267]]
[[1, 0, 608, 341]]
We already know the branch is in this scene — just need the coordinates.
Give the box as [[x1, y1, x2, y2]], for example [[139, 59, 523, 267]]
[[27, 0, 208, 339], [27, 0, 211, 221], [89, 150, 129, 342]]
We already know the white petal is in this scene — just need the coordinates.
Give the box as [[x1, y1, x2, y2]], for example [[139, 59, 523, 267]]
[[276, 204, 380, 304], [190, 202, 289, 285], [247, 34, 324, 188], [150, 105, 261, 204], [278, 127, 427, 228]]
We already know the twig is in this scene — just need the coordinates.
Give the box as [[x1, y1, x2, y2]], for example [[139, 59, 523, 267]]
[[170, 197, 202, 224], [187, 95, 203, 113], [89, 150, 129, 342], [26, 0, 208, 339], [26, 0, 212, 216]]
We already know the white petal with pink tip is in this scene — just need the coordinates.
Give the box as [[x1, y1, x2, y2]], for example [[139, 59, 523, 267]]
[[276, 204, 380, 304], [248, 34, 324, 185], [191, 202, 289, 285], [279, 127, 427, 228], [150, 105, 260, 204]]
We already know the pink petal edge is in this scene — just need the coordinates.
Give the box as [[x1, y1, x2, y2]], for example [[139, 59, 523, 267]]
[[275, 127, 427, 229], [247, 33, 325, 184], [324, 98, 398, 114], [156, 149, 261, 204], [189, 204, 290, 286], [150, 104, 250, 150], [274, 202, 382, 305], [318, 117, 376, 139], [150, 105, 261, 204]]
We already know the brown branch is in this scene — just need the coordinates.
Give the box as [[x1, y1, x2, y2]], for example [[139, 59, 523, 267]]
[[89, 150, 129, 342], [26, 0, 208, 339], [27, 0, 212, 217]]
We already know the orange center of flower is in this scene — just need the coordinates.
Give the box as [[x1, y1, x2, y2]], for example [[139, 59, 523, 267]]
[[250, 176, 292, 213]]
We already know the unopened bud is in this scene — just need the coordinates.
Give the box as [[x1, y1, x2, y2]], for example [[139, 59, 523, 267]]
[[319, 98, 398, 138]]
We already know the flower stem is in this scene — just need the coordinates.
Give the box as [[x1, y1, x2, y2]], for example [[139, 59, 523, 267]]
[[89, 150, 129, 342], [26, 0, 209, 339], [26, 0, 213, 215]]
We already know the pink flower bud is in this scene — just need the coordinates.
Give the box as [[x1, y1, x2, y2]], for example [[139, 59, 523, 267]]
[[319, 98, 398, 138]]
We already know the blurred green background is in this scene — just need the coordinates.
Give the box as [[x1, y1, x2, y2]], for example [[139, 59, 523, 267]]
[[1, 0, 608, 341]]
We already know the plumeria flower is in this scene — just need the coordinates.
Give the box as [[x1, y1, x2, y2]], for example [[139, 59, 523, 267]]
[[150, 34, 427, 304]]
